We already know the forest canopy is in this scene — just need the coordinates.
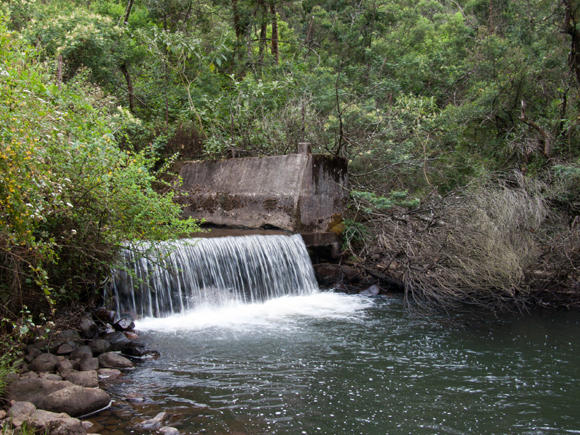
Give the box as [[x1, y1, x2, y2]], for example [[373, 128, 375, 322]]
[[1, 0, 580, 313]]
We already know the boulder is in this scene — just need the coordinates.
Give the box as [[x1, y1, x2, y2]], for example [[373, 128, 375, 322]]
[[29, 353, 60, 373], [70, 346, 93, 361], [6, 379, 73, 406], [54, 330, 81, 342], [79, 357, 99, 372], [24, 347, 42, 363], [122, 341, 149, 357], [20, 371, 39, 379], [101, 332, 130, 352], [94, 309, 119, 324], [56, 342, 76, 355], [29, 409, 87, 435], [62, 371, 99, 388], [313, 263, 346, 287], [8, 401, 36, 427], [56, 360, 74, 374], [5, 372, 20, 385], [159, 427, 180, 435], [78, 318, 98, 339], [38, 385, 111, 417], [89, 339, 110, 356], [39, 373, 63, 382], [98, 352, 134, 369], [113, 318, 135, 332]]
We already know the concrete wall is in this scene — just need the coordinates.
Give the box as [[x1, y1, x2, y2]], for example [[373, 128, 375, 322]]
[[176, 153, 348, 233]]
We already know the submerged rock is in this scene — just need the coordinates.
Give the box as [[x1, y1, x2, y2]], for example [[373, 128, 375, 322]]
[[159, 427, 180, 435], [139, 412, 170, 430], [359, 284, 381, 296]]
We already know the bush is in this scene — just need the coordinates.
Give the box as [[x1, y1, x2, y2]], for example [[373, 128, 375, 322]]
[[0, 18, 200, 318]]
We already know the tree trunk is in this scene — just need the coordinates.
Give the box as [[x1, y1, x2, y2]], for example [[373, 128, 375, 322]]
[[563, 0, 580, 87], [259, 0, 268, 64], [120, 62, 134, 113], [270, 1, 279, 65]]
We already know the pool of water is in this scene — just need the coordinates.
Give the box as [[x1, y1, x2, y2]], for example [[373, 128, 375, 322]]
[[90, 292, 580, 435]]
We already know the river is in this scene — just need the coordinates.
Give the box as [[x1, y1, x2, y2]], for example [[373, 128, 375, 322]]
[[89, 291, 580, 435]]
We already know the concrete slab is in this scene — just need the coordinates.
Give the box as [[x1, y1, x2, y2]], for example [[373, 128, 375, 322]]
[[177, 154, 348, 233]]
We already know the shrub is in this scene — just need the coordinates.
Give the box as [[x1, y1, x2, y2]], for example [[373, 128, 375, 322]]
[[0, 17, 200, 318]]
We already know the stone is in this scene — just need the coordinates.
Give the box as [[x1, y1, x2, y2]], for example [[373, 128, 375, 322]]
[[101, 332, 130, 352], [30, 409, 87, 435], [159, 427, 180, 435], [70, 346, 93, 361], [89, 339, 110, 356], [0, 410, 6, 420], [313, 263, 346, 287], [5, 372, 20, 385], [56, 360, 74, 374], [56, 342, 76, 355], [139, 412, 169, 430], [78, 318, 98, 339], [39, 373, 63, 381], [98, 352, 133, 369], [54, 330, 81, 342], [113, 318, 135, 332], [24, 348, 42, 364], [8, 401, 36, 427], [359, 284, 381, 296], [97, 369, 122, 379], [38, 385, 111, 417], [79, 357, 99, 372], [94, 309, 119, 325], [29, 353, 60, 374], [6, 379, 73, 406], [122, 341, 148, 357], [62, 371, 98, 388], [20, 371, 39, 379]]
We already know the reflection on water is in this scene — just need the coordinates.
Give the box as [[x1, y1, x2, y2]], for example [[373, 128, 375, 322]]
[[90, 292, 580, 435]]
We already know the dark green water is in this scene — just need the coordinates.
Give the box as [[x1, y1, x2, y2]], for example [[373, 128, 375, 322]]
[[92, 292, 580, 435]]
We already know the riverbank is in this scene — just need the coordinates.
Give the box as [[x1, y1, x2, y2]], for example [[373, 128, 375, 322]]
[[0, 309, 177, 435]]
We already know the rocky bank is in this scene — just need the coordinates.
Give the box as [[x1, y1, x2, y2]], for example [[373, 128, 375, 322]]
[[0, 310, 178, 435]]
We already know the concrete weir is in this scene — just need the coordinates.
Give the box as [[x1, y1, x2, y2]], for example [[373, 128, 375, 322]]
[[176, 150, 348, 252]]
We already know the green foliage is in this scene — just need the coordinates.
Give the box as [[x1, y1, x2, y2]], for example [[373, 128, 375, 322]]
[[0, 17, 200, 315], [351, 190, 420, 212]]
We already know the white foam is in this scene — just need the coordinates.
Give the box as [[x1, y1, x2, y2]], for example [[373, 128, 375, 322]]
[[135, 291, 372, 332]]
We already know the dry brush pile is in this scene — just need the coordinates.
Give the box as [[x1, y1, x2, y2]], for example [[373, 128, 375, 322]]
[[347, 173, 580, 312]]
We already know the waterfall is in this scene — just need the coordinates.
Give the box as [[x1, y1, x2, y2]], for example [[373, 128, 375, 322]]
[[111, 234, 319, 318]]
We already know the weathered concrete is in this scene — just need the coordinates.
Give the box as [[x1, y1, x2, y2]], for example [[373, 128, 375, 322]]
[[177, 154, 348, 234]]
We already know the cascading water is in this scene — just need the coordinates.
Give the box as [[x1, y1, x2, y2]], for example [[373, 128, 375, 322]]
[[111, 234, 319, 318]]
